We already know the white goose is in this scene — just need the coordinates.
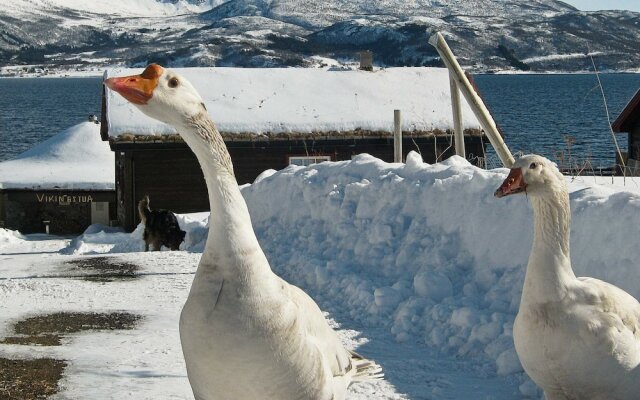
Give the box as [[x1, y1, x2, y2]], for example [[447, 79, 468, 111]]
[[495, 154, 640, 400], [105, 64, 381, 400]]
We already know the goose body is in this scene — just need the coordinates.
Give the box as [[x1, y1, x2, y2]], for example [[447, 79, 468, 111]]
[[495, 155, 640, 400], [105, 65, 381, 400]]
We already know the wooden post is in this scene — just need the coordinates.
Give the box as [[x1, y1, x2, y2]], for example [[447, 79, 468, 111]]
[[394, 109, 402, 163], [449, 73, 465, 158], [429, 32, 514, 167]]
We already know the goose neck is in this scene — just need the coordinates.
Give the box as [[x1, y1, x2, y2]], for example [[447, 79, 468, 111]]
[[530, 192, 571, 258], [178, 113, 269, 277], [522, 189, 576, 304]]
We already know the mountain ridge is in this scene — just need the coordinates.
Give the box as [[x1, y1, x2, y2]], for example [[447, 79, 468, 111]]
[[1, 0, 638, 74]]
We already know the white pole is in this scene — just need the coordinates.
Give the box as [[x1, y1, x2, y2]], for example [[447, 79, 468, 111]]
[[394, 109, 402, 163], [449, 73, 465, 158], [429, 32, 514, 167]]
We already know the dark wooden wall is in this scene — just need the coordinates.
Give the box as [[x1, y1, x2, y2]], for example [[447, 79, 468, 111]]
[[115, 147, 209, 230], [629, 125, 640, 160], [0, 190, 116, 234], [114, 136, 486, 231]]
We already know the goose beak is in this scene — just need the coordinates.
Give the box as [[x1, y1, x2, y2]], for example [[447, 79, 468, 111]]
[[495, 168, 527, 198], [104, 64, 164, 105]]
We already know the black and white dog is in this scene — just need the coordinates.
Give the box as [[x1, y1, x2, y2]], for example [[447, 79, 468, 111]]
[[138, 195, 186, 251]]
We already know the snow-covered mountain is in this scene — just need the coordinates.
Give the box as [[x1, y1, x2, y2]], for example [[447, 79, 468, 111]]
[[1, 0, 639, 73]]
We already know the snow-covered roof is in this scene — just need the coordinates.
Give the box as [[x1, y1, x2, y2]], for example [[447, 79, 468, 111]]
[[0, 122, 114, 190], [103, 67, 482, 139]]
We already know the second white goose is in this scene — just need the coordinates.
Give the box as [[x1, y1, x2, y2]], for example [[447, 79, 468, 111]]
[[495, 154, 640, 400]]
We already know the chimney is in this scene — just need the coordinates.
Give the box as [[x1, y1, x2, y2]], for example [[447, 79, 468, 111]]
[[359, 50, 373, 71]]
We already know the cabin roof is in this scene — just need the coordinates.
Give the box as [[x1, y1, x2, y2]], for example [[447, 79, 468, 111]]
[[102, 67, 482, 141], [613, 89, 640, 133]]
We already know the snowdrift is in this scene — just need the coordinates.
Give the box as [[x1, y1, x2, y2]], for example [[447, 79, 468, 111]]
[[0, 228, 24, 244], [65, 152, 640, 395], [62, 212, 209, 255], [0, 122, 114, 190]]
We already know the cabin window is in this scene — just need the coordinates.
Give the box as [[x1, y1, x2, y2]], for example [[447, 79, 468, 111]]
[[288, 156, 332, 167]]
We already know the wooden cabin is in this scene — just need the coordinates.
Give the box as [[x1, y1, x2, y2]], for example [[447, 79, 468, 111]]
[[0, 189, 115, 234], [101, 67, 487, 231], [613, 89, 640, 175], [0, 122, 116, 234]]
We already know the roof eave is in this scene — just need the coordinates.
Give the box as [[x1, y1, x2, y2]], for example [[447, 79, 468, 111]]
[[106, 128, 485, 145], [612, 88, 640, 133]]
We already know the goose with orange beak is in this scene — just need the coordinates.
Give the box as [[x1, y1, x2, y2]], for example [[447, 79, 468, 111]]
[[494, 154, 640, 400], [105, 65, 383, 400]]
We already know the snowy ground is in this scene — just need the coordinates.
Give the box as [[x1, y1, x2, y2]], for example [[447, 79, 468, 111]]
[[3, 153, 640, 399]]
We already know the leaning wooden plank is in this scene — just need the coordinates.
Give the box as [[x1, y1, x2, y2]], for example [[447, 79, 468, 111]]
[[430, 32, 514, 167]]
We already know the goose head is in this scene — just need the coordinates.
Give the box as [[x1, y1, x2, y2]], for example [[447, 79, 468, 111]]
[[495, 154, 566, 199], [104, 64, 206, 127]]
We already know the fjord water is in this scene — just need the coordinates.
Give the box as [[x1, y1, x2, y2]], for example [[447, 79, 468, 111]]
[[0, 77, 102, 162], [474, 73, 640, 168], [1, 74, 640, 167]]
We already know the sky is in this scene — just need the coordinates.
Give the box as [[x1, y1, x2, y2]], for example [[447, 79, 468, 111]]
[[562, 0, 640, 12]]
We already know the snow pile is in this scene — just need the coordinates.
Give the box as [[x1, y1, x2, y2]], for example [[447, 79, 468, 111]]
[[0, 228, 24, 244], [105, 67, 482, 137], [0, 122, 114, 190], [244, 153, 530, 381], [62, 224, 135, 255], [63, 213, 209, 255], [65, 152, 640, 396], [243, 153, 640, 395]]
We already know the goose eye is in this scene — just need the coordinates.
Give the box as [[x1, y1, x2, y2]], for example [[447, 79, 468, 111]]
[[529, 162, 537, 169], [168, 77, 179, 88]]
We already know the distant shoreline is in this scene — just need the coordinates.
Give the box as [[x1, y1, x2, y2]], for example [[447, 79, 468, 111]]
[[0, 64, 105, 79], [1, 64, 640, 79], [0, 71, 103, 79]]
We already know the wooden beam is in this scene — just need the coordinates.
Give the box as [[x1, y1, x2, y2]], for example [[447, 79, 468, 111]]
[[429, 32, 514, 167]]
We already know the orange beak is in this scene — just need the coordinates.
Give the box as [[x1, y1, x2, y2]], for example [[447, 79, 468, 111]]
[[104, 64, 164, 105], [495, 168, 527, 198]]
